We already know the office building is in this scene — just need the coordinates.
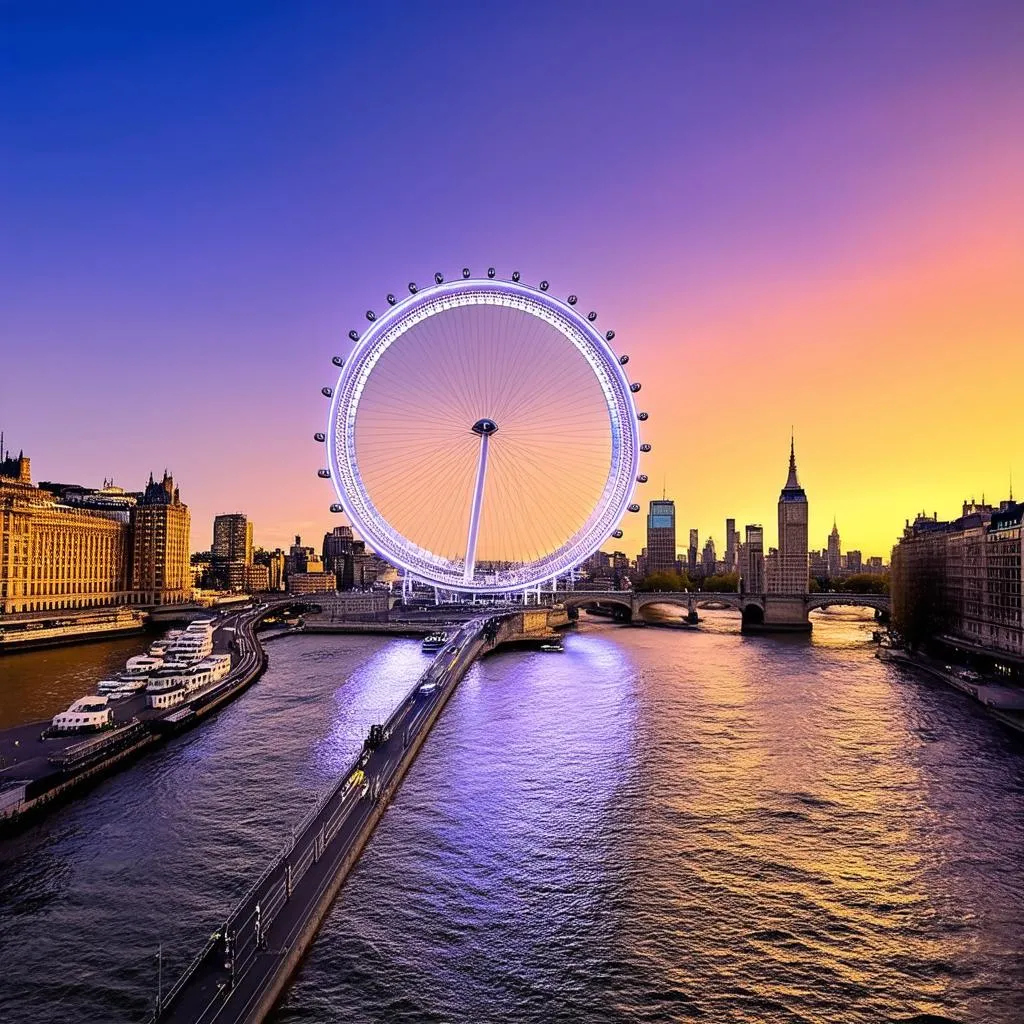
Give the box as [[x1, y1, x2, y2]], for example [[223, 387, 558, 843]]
[[827, 520, 841, 578], [739, 524, 765, 593], [701, 536, 717, 576], [688, 529, 698, 575], [725, 518, 738, 573], [646, 500, 676, 575]]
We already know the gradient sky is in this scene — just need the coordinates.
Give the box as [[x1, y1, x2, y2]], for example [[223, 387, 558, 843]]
[[2, 1, 1022, 562]]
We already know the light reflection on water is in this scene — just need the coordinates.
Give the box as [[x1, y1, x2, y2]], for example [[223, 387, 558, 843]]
[[0, 613, 1021, 1024]]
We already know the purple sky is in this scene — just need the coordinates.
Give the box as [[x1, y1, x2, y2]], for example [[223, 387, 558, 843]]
[[2, 2, 1022, 558]]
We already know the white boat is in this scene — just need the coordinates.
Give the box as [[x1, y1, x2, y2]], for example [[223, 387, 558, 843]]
[[52, 696, 114, 732], [422, 632, 449, 651], [97, 679, 125, 694], [125, 655, 164, 676]]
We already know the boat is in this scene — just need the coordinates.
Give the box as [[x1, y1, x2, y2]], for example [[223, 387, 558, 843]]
[[51, 696, 114, 733], [539, 641, 564, 652], [421, 632, 449, 651]]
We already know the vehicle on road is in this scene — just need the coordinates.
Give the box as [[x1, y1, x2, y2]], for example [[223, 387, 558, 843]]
[[421, 632, 450, 651]]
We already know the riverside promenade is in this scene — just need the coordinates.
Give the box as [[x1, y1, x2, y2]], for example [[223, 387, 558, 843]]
[[153, 608, 557, 1024]]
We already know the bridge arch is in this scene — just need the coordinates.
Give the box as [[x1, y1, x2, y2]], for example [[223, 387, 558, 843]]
[[741, 603, 765, 627]]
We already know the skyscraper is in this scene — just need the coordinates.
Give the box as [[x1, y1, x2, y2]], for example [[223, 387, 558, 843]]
[[725, 517, 738, 573], [701, 536, 717, 576], [212, 512, 253, 590], [323, 525, 355, 589], [212, 514, 253, 565], [766, 435, 809, 593], [646, 499, 676, 575], [740, 524, 765, 593], [688, 528, 699, 575], [827, 519, 841, 578]]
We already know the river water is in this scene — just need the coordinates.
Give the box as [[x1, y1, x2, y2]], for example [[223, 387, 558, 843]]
[[1, 612, 1022, 1023]]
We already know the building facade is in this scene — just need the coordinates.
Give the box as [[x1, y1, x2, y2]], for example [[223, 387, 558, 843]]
[[288, 571, 337, 595], [646, 500, 676, 575], [212, 513, 253, 589], [766, 437, 809, 594], [1, 454, 190, 614], [891, 498, 1022, 661], [827, 520, 841, 577], [739, 524, 765, 593], [725, 518, 738, 574], [129, 472, 192, 605]]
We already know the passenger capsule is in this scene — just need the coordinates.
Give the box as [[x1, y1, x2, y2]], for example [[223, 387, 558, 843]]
[[321, 387, 333, 398], [539, 280, 549, 291], [487, 267, 496, 278], [637, 474, 648, 483], [619, 354, 629, 365], [434, 271, 444, 284], [462, 267, 471, 278], [408, 282, 418, 294], [567, 294, 577, 305], [365, 310, 376, 321], [638, 412, 649, 421], [332, 356, 344, 367], [318, 469, 331, 479], [387, 293, 397, 305], [628, 503, 641, 513], [612, 529, 624, 539], [587, 311, 597, 322], [330, 503, 344, 513], [348, 329, 359, 342], [630, 382, 642, 393], [640, 443, 652, 453], [314, 432, 326, 443], [512, 270, 521, 282]]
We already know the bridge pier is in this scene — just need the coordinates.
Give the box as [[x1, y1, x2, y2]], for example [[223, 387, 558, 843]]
[[749, 595, 812, 634]]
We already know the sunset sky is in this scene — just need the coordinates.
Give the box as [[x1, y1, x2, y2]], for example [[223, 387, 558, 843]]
[[2, 1, 1022, 562]]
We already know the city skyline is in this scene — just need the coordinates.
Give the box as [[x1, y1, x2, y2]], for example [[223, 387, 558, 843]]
[[2, 3, 1021, 560]]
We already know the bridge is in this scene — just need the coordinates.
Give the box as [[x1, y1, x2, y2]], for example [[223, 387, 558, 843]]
[[559, 590, 890, 631]]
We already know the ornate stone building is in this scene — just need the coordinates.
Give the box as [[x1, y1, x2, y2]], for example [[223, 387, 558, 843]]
[[129, 472, 192, 605], [891, 497, 1022, 661], [1, 453, 191, 615]]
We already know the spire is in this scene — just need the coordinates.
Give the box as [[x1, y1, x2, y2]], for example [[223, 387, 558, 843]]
[[785, 429, 800, 489]]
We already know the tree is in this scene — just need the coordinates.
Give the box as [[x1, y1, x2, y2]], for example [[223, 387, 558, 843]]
[[699, 572, 739, 593], [839, 573, 889, 595], [636, 570, 690, 592]]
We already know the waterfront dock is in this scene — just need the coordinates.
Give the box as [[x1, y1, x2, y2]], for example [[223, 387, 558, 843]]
[[0, 603, 273, 829]]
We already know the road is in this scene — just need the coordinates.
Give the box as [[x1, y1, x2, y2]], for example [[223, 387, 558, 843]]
[[157, 618, 492, 1024]]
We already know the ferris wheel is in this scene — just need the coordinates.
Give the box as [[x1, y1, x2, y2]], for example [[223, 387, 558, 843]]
[[315, 269, 652, 594]]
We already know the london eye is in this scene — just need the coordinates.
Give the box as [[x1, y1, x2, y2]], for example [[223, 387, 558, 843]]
[[317, 270, 650, 594]]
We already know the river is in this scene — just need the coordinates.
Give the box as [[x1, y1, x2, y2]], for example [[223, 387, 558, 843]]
[[1, 611, 1022, 1023]]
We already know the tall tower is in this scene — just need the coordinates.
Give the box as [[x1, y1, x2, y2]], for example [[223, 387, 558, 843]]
[[827, 518, 841, 578], [688, 528, 699, 575], [725, 517, 738, 573], [646, 499, 676, 575], [768, 434, 809, 593]]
